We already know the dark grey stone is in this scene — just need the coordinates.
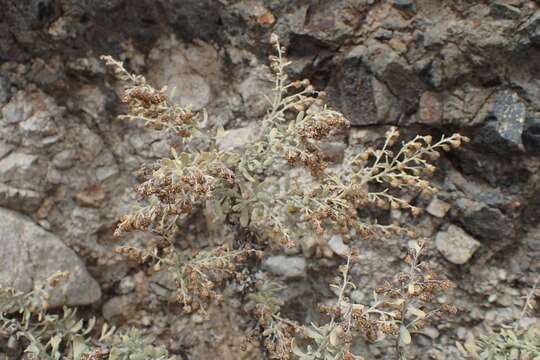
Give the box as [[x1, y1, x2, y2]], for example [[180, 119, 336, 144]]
[[0, 77, 9, 104], [523, 116, 540, 155], [393, 0, 416, 12], [475, 90, 527, 153], [490, 2, 521, 19]]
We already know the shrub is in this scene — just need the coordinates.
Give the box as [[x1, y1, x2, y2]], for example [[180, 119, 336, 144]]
[[99, 35, 468, 359], [98, 34, 470, 360], [0, 34, 471, 360]]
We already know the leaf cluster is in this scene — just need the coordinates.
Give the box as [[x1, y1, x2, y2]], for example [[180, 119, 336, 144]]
[[0, 283, 173, 360]]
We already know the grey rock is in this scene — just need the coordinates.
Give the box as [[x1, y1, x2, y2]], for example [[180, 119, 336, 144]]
[[525, 12, 540, 46], [263, 255, 306, 279], [523, 227, 540, 252], [328, 235, 349, 257], [147, 37, 219, 111], [19, 110, 60, 144], [1, 90, 64, 148], [320, 141, 347, 163], [476, 90, 527, 153], [393, 0, 416, 12], [28, 57, 64, 87], [348, 126, 391, 146], [0, 152, 36, 173], [78, 125, 104, 161], [70, 206, 102, 238], [0, 151, 47, 206], [485, 307, 516, 326], [0, 152, 46, 191], [102, 294, 138, 323], [435, 224, 481, 264], [426, 197, 451, 218], [238, 65, 273, 119], [458, 13, 518, 54], [1, 91, 34, 125], [117, 275, 136, 295], [0, 183, 43, 212], [445, 169, 510, 208], [161, 0, 223, 43], [372, 77, 401, 123], [422, 327, 440, 340], [75, 85, 107, 118], [428, 43, 471, 88], [454, 198, 515, 240], [216, 126, 256, 152], [66, 57, 106, 78], [52, 149, 77, 169], [327, 47, 383, 125], [0, 207, 101, 307], [0, 142, 12, 159], [416, 91, 443, 125], [95, 165, 119, 182], [148, 270, 177, 301], [355, 40, 424, 113], [442, 84, 493, 126], [299, 1, 356, 43], [301, 236, 318, 258]]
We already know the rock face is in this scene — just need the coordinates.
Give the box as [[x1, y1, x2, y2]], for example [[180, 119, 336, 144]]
[[1, 1, 540, 358], [435, 224, 481, 265], [263, 256, 306, 279], [0, 207, 101, 307]]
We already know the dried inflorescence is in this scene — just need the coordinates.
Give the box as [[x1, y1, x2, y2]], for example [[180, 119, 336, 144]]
[[101, 55, 198, 137], [245, 280, 301, 359], [253, 304, 298, 360], [261, 35, 351, 178], [115, 150, 237, 237], [115, 240, 257, 314]]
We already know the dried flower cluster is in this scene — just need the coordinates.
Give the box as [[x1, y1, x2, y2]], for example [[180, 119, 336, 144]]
[[115, 150, 236, 237], [101, 55, 198, 137], [247, 281, 299, 360], [115, 240, 256, 315]]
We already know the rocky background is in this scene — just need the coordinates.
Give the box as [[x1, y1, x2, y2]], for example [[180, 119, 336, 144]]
[[0, 0, 539, 359]]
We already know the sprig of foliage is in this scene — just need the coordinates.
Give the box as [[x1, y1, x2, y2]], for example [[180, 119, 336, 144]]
[[458, 276, 540, 360], [0, 273, 101, 360], [108, 329, 173, 360], [457, 328, 540, 360], [0, 275, 173, 360], [290, 240, 455, 360]]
